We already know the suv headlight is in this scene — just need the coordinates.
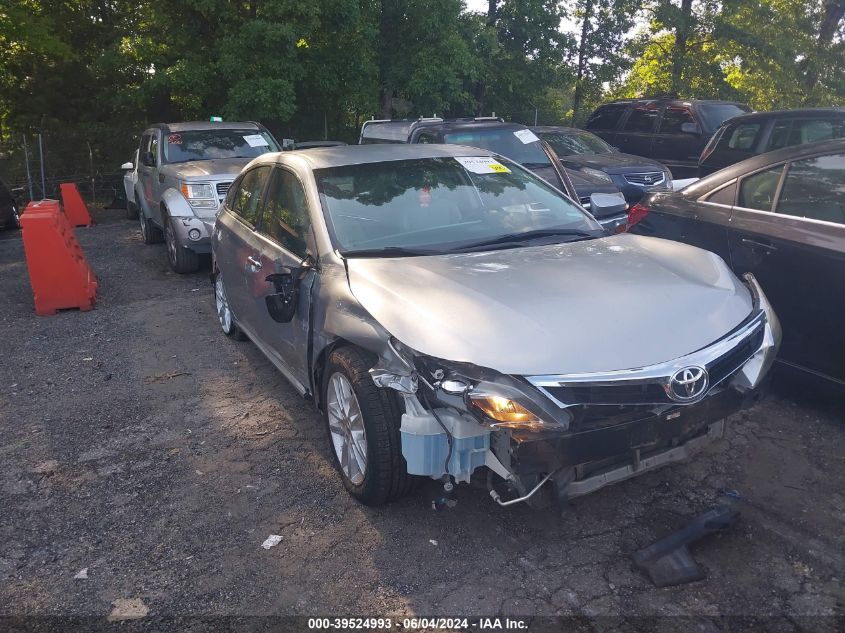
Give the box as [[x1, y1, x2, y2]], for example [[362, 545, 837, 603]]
[[581, 167, 612, 182], [181, 182, 215, 200]]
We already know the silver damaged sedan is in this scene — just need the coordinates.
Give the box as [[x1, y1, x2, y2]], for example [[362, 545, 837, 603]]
[[211, 144, 780, 507]]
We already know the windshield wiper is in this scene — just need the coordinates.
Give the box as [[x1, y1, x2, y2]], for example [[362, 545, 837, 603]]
[[342, 246, 442, 258], [451, 228, 596, 253]]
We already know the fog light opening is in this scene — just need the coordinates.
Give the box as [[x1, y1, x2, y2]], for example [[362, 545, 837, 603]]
[[188, 228, 201, 241]]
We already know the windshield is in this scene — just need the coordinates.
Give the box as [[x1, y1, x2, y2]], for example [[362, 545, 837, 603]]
[[443, 129, 551, 167], [538, 130, 613, 156], [163, 129, 279, 163], [698, 104, 751, 131], [315, 156, 600, 255]]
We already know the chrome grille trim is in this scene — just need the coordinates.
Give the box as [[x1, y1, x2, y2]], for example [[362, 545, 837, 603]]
[[527, 311, 766, 408], [624, 171, 665, 187]]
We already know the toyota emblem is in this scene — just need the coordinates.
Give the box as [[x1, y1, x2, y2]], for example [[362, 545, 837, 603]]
[[667, 366, 709, 402]]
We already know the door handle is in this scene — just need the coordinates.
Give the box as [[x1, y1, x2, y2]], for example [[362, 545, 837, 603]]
[[247, 256, 263, 271], [741, 238, 777, 252]]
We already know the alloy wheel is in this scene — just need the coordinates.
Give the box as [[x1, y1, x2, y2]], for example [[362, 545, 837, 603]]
[[326, 372, 368, 485]]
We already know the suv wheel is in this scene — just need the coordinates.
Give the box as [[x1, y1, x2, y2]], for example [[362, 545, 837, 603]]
[[214, 273, 247, 341], [165, 216, 199, 274], [139, 205, 162, 245], [323, 347, 416, 506]]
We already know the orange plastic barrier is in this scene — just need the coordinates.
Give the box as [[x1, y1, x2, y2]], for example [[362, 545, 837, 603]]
[[20, 199, 98, 316], [59, 182, 93, 227]]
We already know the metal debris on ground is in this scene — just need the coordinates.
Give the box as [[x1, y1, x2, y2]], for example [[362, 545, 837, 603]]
[[632, 505, 740, 587], [73, 568, 88, 580], [261, 534, 283, 550]]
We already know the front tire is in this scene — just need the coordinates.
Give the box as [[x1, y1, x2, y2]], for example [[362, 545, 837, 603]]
[[165, 216, 199, 274], [139, 205, 162, 245], [323, 347, 416, 506]]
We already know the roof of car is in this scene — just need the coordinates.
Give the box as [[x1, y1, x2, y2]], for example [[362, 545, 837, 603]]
[[600, 98, 746, 106], [532, 126, 584, 134], [717, 107, 845, 124], [258, 143, 499, 170], [683, 137, 845, 197], [414, 119, 524, 133], [149, 121, 263, 133]]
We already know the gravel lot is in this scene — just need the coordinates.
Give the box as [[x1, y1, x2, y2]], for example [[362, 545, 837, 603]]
[[1, 209, 843, 629]]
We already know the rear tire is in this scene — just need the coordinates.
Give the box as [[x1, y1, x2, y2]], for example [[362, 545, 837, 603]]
[[323, 347, 417, 505], [214, 272, 247, 341], [165, 216, 199, 274]]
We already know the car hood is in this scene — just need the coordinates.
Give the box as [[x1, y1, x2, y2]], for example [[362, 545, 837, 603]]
[[159, 158, 252, 180], [561, 152, 667, 175], [346, 234, 753, 376]]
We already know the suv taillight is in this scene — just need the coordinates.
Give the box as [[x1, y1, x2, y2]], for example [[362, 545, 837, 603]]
[[624, 203, 649, 231]]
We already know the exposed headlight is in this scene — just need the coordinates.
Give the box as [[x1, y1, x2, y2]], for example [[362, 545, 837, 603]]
[[581, 167, 612, 183], [469, 393, 542, 427], [181, 182, 215, 199]]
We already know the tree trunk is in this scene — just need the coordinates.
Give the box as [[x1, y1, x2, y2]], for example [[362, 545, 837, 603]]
[[670, 0, 693, 95], [802, 0, 845, 93], [571, 0, 595, 123], [474, 1, 499, 115]]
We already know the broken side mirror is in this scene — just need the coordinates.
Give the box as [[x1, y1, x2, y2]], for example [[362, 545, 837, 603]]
[[264, 266, 306, 323]]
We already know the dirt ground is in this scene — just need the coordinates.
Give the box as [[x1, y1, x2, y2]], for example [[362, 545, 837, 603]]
[[1, 209, 843, 630]]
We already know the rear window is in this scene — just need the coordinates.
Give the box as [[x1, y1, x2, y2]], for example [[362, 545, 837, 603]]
[[698, 104, 751, 131], [585, 104, 628, 130], [720, 123, 761, 151]]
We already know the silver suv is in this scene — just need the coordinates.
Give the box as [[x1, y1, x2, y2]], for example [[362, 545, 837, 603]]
[[134, 121, 280, 273], [212, 144, 780, 507]]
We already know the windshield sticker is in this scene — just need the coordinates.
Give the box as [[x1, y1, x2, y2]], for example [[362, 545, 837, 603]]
[[167, 134, 182, 144], [243, 134, 270, 148], [513, 129, 540, 144], [455, 156, 511, 174]]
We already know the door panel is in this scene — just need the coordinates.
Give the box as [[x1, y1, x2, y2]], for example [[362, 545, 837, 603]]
[[728, 154, 845, 383], [247, 167, 316, 389], [218, 166, 274, 331], [614, 104, 658, 158]]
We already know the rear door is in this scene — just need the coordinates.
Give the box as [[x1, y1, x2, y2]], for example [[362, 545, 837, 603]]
[[247, 166, 316, 390], [614, 103, 659, 159], [584, 104, 628, 145], [215, 164, 274, 332], [728, 153, 845, 383], [653, 104, 700, 177]]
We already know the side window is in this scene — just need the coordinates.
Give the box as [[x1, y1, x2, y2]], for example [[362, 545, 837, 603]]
[[622, 106, 659, 133], [149, 134, 159, 166], [703, 182, 737, 206], [659, 107, 695, 134], [720, 123, 760, 151], [139, 134, 152, 164], [738, 165, 784, 211], [585, 104, 627, 130], [231, 166, 271, 226], [777, 153, 845, 225], [766, 120, 792, 151], [260, 168, 312, 257], [788, 118, 845, 146], [417, 133, 437, 144]]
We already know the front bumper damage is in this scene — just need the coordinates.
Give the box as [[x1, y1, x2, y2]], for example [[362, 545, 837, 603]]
[[370, 274, 781, 506], [170, 216, 215, 254]]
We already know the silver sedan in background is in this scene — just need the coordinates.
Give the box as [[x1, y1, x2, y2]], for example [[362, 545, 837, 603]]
[[211, 144, 779, 507]]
